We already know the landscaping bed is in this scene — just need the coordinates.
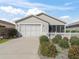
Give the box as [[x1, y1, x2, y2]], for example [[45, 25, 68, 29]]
[[39, 35, 79, 59]]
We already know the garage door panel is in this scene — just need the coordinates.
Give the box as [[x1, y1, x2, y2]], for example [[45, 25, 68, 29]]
[[19, 24, 41, 37]]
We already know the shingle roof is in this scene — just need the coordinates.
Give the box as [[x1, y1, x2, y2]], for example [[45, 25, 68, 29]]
[[36, 13, 66, 24], [15, 15, 49, 24], [0, 20, 15, 25], [15, 13, 66, 24]]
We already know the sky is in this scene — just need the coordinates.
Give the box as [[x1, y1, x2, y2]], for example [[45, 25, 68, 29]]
[[0, 0, 79, 24]]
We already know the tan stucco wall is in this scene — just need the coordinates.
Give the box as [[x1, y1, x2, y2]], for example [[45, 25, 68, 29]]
[[16, 16, 49, 35], [37, 14, 65, 25]]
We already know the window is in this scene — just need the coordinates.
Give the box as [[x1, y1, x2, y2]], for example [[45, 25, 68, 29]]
[[49, 25, 56, 32], [57, 25, 60, 32], [61, 25, 64, 32], [49, 25, 65, 32], [53, 25, 56, 32]]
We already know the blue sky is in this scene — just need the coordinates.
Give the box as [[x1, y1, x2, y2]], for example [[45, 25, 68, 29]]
[[0, 0, 79, 23]]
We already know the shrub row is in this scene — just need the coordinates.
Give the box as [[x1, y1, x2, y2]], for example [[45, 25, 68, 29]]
[[68, 45, 79, 59], [68, 37, 79, 59], [52, 35, 69, 49], [39, 35, 57, 57], [0, 28, 18, 39], [39, 35, 79, 59], [52, 35, 62, 44], [66, 30, 79, 33], [70, 36, 79, 46], [52, 34, 79, 49], [52, 35, 79, 59]]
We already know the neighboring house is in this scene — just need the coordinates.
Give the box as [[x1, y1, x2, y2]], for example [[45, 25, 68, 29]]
[[15, 13, 66, 37], [66, 21, 79, 31], [0, 20, 15, 28]]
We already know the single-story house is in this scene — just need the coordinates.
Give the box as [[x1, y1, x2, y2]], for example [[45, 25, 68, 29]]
[[15, 13, 66, 37], [66, 21, 79, 31], [0, 20, 15, 28]]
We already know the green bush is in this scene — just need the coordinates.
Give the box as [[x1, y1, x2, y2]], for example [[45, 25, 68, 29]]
[[52, 35, 62, 44], [68, 46, 79, 59], [40, 42, 57, 57], [70, 36, 79, 46], [39, 35, 49, 44], [59, 39, 69, 48]]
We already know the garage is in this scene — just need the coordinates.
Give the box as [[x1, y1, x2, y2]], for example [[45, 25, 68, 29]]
[[15, 15, 49, 38], [19, 24, 42, 37]]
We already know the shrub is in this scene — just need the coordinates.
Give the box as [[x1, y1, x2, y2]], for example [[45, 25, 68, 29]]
[[71, 30, 79, 33], [63, 37, 69, 41], [52, 35, 62, 44], [68, 45, 79, 59], [66, 30, 70, 33], [0, 28, 18, 39], [39, 35, 49, 44], [7, 28, 18, 38], [70, 36, 79, 46], [40, 42, 57, 57], [59, 39, 69, 48]]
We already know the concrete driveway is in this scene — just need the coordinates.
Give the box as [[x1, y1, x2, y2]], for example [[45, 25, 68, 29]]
[[0, 37, 40, 59]]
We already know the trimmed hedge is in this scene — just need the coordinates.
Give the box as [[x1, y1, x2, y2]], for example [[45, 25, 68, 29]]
[[52, 35, 62, 44], [70, 36, 79, 46], [68, 46, 79, 59]]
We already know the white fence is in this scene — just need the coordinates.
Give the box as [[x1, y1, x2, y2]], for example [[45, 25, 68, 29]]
[[48, 33, 79, 39]]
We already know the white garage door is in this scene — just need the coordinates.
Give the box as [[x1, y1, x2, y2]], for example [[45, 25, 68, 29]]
[[20, 24, 42, 37]]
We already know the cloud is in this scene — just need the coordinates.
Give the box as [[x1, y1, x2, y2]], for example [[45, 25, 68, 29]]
[[0, 17, 15, 24], [64, 2, 73, 6], [0, 0, 76, 23], [0, 6, 26, 15], [60, 16, 71, 23], [0, 17, 7, 21], [2, 0, 74, 14], [16, 1, 74, 11], [59, 16, 79, 24], [26, 8, 44, 15], [0, 0, 74, 11]]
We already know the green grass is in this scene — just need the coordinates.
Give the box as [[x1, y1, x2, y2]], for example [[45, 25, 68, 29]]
[[0, 39, 8, 44]]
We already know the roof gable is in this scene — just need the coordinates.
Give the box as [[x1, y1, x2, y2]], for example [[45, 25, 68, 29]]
[[37, 13, 66, 24], [15, 15, 49, 24]]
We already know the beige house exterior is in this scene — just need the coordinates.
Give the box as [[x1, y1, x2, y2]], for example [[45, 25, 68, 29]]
[[0, 20, 15, 28], [15, 13, 66, 37]]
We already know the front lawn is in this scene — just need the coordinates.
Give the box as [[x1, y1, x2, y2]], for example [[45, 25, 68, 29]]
[[0, 39, 8, 44]]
